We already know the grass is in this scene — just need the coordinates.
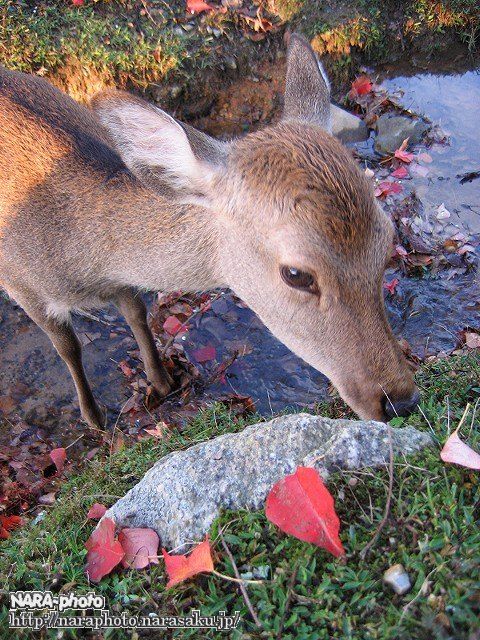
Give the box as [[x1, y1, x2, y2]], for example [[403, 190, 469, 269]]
[[0, 353, 479, 639], [0, 0, 479, 103]]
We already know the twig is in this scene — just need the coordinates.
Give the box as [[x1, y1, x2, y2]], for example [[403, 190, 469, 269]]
[[359, 423, 394, 559], [399, 566, 440, 623], [140, 0, 158, 25], [212, 570, 263, 585], [219, 532, 263, 628], [276, 563, 299, 640], [454, 403, 471, 435]]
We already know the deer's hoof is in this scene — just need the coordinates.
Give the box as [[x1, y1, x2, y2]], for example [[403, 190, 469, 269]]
[[151, 378, 173, 399], [81, 402, 106, 429]]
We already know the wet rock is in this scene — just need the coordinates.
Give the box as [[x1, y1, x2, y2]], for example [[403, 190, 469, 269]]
[[331, 104, 368, 143], [104, 414, 433, 549], [375, 114, 428, 155]]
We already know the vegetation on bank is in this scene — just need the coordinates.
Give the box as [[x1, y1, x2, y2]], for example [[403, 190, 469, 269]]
[[0, 353, 479, 639], [0, 0, 479, 102]]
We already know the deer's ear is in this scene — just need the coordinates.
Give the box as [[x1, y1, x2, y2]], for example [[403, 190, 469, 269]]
[[282, 33, 331, 131], [90, 90, 227, 203]]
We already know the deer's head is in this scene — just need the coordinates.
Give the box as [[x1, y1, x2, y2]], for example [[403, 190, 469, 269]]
[[92, 35, 419, 421]]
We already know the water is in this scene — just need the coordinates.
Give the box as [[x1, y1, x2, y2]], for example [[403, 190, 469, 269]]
[[0, 64, 479, 442], [381, 69, 480, 236]]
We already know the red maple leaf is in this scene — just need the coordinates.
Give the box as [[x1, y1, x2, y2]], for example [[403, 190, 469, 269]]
[[119, 528, 160, 569], [0, 515, 23, 540], [186, 0, 213, 13], [394, 138, 414, 163], [87, 503, 107, 520], [162, 538, 214, 587], [374, 181, 403, 198], [265, 467, 345, 557], [163, 315, 187, 336], [192, 345, 216, 363], [349, 75, 373, 98], [391, 165, 409, 179], [72, 0, 84, 5], [383, 278, 399, 295], [49, 448, 67, 474], [85, 518, 125, 582]]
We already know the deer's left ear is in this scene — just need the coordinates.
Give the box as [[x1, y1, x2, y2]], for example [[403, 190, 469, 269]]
[[90, 90, 228, 205], [282, 33, 331, 131]]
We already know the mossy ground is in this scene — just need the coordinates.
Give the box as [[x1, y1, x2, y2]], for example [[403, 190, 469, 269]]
[[0, 353, 479, 639], [0, 0, 479, 103]]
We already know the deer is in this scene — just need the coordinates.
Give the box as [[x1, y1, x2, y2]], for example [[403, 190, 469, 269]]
[[0, 35, 420, 429]]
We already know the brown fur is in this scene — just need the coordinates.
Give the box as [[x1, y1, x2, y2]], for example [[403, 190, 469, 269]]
[[0, 35, 417, 426]]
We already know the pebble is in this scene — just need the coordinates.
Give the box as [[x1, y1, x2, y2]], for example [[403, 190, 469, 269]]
[[383, 564, 412, 595]]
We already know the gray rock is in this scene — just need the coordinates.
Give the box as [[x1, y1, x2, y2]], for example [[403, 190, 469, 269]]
[[104, 414, 433, 549], [331, 105, 369, 143], [375, 114, 429, 155]]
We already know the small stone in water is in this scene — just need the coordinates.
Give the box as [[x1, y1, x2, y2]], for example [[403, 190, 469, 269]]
[[383, 563, 412, 595], [436, 203, 451, 220]]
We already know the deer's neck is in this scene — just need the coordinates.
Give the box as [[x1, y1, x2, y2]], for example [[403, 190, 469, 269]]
[[104, 181, 223, 293]]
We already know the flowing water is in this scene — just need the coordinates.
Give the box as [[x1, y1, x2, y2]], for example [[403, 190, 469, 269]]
[[1, 60, 479, 445]]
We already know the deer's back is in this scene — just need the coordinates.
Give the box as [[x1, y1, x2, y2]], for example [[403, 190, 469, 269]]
[[0, 68, 134, 298]]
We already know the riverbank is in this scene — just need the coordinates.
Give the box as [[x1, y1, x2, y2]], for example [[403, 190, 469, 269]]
[[1, 0, 479, 109]]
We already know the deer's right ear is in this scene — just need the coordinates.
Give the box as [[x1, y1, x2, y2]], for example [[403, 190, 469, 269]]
[[90, 90, 228, 204], [282, 33, 331, 131]]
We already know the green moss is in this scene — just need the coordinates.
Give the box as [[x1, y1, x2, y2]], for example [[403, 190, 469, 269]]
[[1, 354, 479, 639], [0, 0, 189, 92]]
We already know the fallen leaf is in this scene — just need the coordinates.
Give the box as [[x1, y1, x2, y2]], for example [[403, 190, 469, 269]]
[[396, 244, 408, 257], [458, 244, 476, 255], [118, 360, 135, 378], [394, 139, 414, 164], [163, 316, 187, 336], [383, 278, 399, 295], [72, 0, 84, 5], [417, 152, 433, 163], [87, 503, 108, 520], [465, 332, 480, 349], [374, 181, 403, 198], [187, 0, 213, 13], [38, 492, 56, 505], [162, 538, 214, 587], [440, 431, 480, 470], [192, 346, 216, 363], [265, 467, 345, 557], [391, 166, 409, 179], [0, 514, 23, 540], [50, 448, 67, 474], [85, 518, 125, 582], [119, 528, 160, 569], [349, 76, 373, 98], [144, 422, 169, 438]]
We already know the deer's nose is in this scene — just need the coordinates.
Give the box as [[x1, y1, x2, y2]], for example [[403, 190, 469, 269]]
[[383, 389, 420, 420]]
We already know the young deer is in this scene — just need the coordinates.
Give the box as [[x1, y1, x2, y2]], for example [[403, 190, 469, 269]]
[[0, 35, 419, 428]]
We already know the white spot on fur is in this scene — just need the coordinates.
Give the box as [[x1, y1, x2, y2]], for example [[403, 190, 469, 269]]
[[46, 302, 71, 323]]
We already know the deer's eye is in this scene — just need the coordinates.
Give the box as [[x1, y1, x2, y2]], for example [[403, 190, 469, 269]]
[[280, 266, 317, 293]]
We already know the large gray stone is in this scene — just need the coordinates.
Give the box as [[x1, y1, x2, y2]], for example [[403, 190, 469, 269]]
[[331, 104, 369, 143], [375, 114, 428, 155], [104, 414, 433, 549]]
